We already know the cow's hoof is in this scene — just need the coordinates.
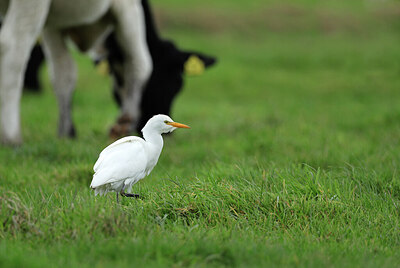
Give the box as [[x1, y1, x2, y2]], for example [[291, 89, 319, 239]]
[[0, 136, 22, 146], [58, 125, 76, 139], [109, 114, 134, 140], [109, 123, 131, 140], [68, 126, 77, 138]]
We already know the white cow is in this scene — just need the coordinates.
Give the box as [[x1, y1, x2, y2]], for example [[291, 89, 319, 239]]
[[0, 0, 152, 145]]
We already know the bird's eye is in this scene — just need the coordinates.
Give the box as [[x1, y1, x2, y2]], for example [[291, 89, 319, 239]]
[[164, 120, 170, 124]]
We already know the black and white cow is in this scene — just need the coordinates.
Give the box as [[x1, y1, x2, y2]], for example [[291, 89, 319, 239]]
[[0, 0, 152, 145], [18, 0, 216, 138], [1, 0, 216, 143]]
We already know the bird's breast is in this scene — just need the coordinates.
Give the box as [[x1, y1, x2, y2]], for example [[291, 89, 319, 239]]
[[145, 144, 163, 173]]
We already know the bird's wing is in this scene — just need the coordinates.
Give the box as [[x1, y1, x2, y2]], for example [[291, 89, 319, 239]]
[[90, 137, 148, 188], [93, 136, 143, 172]]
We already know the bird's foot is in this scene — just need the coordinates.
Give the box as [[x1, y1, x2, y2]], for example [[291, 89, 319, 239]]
[[121, 192, 140, 198], [116, 191, 140, 203]]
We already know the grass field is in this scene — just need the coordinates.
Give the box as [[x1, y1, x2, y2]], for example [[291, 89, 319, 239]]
[[1, 0, 400, 267]]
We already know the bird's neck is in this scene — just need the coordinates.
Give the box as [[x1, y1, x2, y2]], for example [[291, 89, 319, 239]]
[[142, 130, 164, 148]]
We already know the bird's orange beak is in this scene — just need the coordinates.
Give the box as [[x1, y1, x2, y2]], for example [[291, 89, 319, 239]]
[[167, 122, 191, 129]]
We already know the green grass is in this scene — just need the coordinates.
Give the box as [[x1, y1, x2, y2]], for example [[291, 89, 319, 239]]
[[1, 0, 400, 267]]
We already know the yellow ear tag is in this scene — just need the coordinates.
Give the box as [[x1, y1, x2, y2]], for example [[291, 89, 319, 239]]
[[184, 55, 205, 76], [97, 60, 110, 76]]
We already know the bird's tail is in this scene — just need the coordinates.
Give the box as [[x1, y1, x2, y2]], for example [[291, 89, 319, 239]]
[[92, 186, 107, 196]]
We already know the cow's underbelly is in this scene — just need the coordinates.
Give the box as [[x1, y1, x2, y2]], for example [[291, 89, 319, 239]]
[[46, 0, 112, 28]]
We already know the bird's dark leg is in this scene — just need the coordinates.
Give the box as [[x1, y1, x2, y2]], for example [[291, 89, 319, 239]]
[[120, 189, 140, 198], [116, 192, 119, 203], [124, 193, 140, 198]]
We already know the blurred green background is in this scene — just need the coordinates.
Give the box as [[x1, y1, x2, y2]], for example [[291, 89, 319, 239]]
[[1, 0, 400, 267]]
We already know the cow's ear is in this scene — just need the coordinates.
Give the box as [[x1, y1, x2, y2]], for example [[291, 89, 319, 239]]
[[183, 53, 217, 76]]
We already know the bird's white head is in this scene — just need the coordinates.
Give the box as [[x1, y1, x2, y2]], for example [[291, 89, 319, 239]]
[[142, 114, 190, 135]]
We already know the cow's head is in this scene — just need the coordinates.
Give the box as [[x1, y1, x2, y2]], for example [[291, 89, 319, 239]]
[[137, 40, 216, 132], [99, 34, 216, 138]]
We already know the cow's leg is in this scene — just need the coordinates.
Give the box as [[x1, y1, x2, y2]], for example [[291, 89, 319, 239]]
[[110, 0, 152, 138], [42, 29, 77, 138], [0, 0, 51, 145]]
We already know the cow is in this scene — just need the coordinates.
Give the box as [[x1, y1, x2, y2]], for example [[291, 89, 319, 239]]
[[0, 0, 152, 145], [15, 0, 217, 137], [0, 0, 216, 144]]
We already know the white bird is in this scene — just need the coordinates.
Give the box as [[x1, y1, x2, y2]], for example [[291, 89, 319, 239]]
[[90, 114, 190, 202]]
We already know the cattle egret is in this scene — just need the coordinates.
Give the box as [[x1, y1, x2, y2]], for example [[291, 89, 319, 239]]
[[90, 114, 190, 202]]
